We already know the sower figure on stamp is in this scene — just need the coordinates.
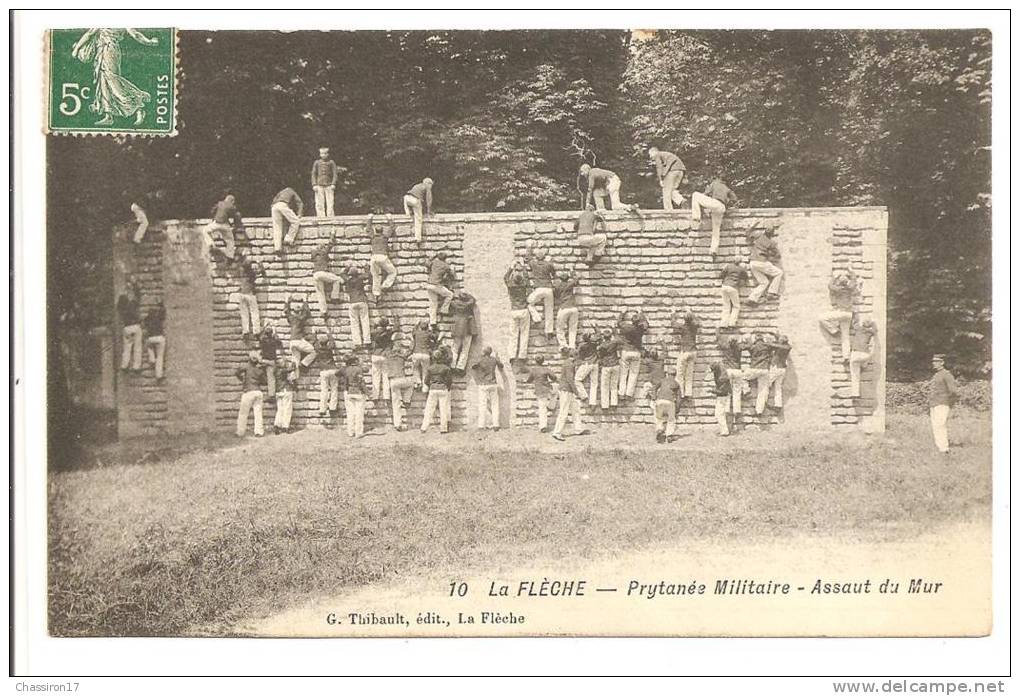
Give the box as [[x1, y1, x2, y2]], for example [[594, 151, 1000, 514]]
[[384, 334, 416, 432], [449, 290, 479, 373], [340, 353, 369, 439], [648, 146, 687, 210], [525, 242, 556, 339], [718, 260, 750, 328], [117, 276, 143, 373], [554, 269, 580, 350], [820, 269, 862, 361], [747, 226, 784, 305], [562, 205, 608, 266], [340, 262, 372, 348], [420, 348, 454, 434], [574, 331, 601, 406], [670, 305, 700, 400], [848, 319, 878, 398], [314, 326, 342, 424], [519, 355, 556, 433], [369, 316, 397, 400], [235, 350, 265, 438], [272, 357, 298, 435], [71, 28, 159, 127], [311, 231, 343, 315], [691, 175, 739, 256], [578, 164, 622, 211], [142, 300, 166, 381], [403, 177, 433, 242], [764, 333, 792, 411], [202, 194, 244, 261], [552, 347, 588, 442], [270, 186, 304, 253], [505, 259, 532, 360], [410, 319, 440, 392], [471, 346, 506, 431], [284, 293, 317, 378], [311, 146, 339, 218], [367, 213, 398, 299], [425, 251, 455, 325], [618, 310, 650, 400], [259, 323, 284, 400], [928, 354, 958, 455]]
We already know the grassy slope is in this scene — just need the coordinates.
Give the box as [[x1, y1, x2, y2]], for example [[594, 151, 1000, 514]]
[[48, 413, 992, 636]]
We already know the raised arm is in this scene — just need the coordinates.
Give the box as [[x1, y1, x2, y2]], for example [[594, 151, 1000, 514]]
[[125, 28, 159, 46]]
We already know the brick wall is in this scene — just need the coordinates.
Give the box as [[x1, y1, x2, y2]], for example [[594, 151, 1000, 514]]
[[113, 206, 886, 437]]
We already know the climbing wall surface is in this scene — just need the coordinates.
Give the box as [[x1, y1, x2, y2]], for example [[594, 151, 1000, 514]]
[[113, 207, 887, 437]]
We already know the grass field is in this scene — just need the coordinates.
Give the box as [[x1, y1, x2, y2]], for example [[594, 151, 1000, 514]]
[[48, 411, 992, 636]]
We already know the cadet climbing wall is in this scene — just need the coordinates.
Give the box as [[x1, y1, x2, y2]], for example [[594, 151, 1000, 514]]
[[113, 206, 887, 437]]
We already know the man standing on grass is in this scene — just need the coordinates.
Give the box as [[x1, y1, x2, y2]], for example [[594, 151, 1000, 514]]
[[554, 269, 580, 350], [718, 328, 751, 420], [420, 348, 454, 434], [425, 251, 455, 325], [596, 327, 623, 410], [747, 226, 783, 305], [764, 333, 792, 411], [384, 334, 416, 432], [369, 317, 397, 400], [310, 231, 343, 315], [708, 360, 733, 436], [314, 327, 342, 424], [270, 186, 304, 253], [574, 331, 601, 407], [819, 269, 861, 360], [285, 294, 317, 378], [618, 310, 650, 400], [552, 347, 587, 441], [505, 260, 532, 359], [928, 354, 958, 455], [341, 353, 369, 439], [745, 333, 774, 416], [648, 146, 687, 210], [340, 262, 372, 348], [311, 146, 339, 218], [564, 204, 608, 265], [235, 350, 265, 438], [526, 243, 557, 339], [272, 358, 298, 435], [520, 355, 556, 433], [652, 367, 683, 444], [471, 346, 505, 431], [670, 305, 699, 400], [691, 175, 739, 256], [410, 319, 440, 392], [117, 276, 143, 373], [403, 177, 433, 242], [142, 300, 166, 382], [367, 213, 398, 299]]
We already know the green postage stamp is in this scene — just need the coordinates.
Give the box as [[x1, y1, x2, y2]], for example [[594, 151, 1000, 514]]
[[46, 28, 177, 136]]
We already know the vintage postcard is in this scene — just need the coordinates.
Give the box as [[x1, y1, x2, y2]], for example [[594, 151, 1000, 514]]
[[13, 10, 1005, 677]]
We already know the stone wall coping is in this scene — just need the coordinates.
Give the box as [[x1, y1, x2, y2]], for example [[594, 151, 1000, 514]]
[[159, 206, 889, 227]]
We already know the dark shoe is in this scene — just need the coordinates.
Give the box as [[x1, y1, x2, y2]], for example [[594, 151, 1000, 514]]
[[552, 433, 565, 441], [539, 427, 548, 433], [656, 432, 666, 443]]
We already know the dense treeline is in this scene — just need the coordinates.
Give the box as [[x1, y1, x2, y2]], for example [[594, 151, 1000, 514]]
[[48, 29, 991, 381]]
